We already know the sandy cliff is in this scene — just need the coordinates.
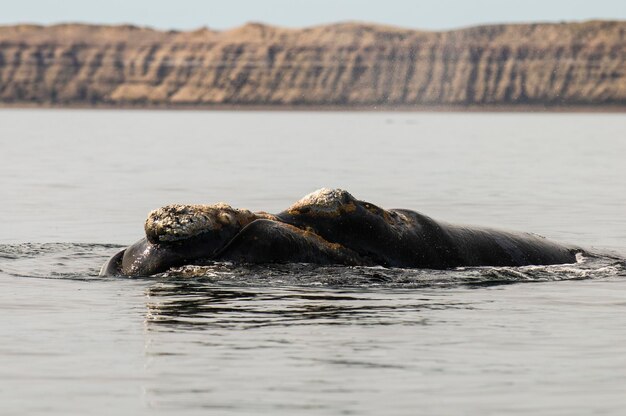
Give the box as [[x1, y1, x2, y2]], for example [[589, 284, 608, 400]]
[[0, 21, 625, 107]]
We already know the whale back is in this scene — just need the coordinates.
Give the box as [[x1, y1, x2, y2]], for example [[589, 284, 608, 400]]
[[438, 223, 578, 266]]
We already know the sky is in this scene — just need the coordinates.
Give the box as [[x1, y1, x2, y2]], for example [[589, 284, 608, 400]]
[[1, 0, 625, 31]]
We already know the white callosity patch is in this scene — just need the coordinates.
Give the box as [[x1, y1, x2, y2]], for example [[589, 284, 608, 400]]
[[288, 188, 357, 215], [145, 203, 255, 243]]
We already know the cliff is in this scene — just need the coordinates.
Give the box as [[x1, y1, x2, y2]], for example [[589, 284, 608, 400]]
[[1, 21, 625, 108]]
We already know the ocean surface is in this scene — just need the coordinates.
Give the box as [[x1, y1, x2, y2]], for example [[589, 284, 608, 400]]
[[1, 109, 625, 415]]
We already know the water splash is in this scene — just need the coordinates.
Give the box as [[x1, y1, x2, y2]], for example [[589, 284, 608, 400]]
[[1, 243, 624, 288]]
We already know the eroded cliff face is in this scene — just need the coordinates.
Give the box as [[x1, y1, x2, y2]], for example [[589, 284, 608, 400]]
[[1, 21, 625, 107]]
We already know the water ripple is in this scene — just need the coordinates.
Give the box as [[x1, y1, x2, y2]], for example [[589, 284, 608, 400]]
[[1, 243, 624, 288]]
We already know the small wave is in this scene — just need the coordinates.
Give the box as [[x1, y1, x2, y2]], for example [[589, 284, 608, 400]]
[[1, 242, 624, 288], [161, 256, 626, 289], [0, 242, 124, 280]]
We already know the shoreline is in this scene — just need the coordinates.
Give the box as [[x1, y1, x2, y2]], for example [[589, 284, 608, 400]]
[[1, 102, 626, 113]]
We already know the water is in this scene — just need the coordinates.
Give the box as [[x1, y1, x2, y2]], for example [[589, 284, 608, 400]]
[[1, 109, 625, 415]]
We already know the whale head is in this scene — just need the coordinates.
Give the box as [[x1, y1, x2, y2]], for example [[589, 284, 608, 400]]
[[100, 204, 258, 276]]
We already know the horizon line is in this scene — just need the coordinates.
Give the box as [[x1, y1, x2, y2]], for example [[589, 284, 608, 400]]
[[0, 18, 622, 34]]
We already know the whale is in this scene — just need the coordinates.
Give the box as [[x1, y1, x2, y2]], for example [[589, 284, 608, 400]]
[[100, 188, 580, 277]]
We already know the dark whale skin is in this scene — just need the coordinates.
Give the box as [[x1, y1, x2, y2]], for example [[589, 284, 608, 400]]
[[100, 189, 579, 277]]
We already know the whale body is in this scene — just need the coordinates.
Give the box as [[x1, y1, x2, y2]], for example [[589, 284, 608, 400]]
[[100, 189, 579, 277]]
